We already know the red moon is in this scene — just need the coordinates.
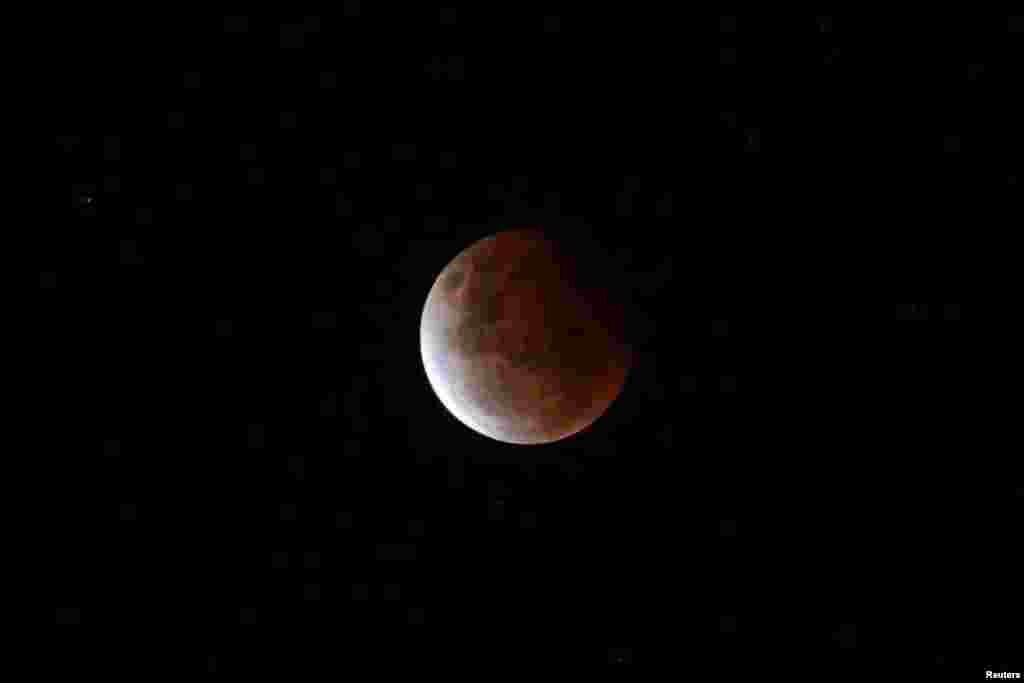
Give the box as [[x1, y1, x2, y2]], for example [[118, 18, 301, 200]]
[[420, 229, 632, 445]]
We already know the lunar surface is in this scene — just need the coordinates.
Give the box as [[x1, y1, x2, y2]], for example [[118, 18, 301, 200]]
[[420, 229, 632, 445]]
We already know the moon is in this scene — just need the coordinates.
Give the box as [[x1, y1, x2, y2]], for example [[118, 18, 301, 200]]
[[420, 229, 632, 445]]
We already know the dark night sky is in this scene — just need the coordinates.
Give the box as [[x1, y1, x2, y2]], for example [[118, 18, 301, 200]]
[[48, 9, 1016, 677]]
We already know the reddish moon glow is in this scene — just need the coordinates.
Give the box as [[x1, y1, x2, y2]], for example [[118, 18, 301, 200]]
[[420, 229, 631, 445]]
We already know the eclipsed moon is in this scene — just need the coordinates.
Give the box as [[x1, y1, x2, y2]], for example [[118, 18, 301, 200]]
[[419, 228, 632, 445]]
